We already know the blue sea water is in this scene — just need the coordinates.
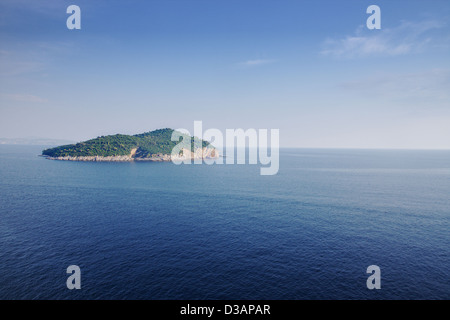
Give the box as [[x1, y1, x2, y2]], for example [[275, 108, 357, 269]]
[[0, 145, 448, 300]]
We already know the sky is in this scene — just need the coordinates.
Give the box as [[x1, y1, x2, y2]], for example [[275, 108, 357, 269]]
[[1, 0, 450, 148]]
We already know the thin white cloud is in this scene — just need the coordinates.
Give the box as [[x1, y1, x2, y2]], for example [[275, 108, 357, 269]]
[[0, 0, 65, 16], [0, 46, 41, 76], [0, 93, 48, 103], [340, 69, 450, 105], [0, 60, 43, 76], [321, 20, 446, 58], [0, 41, 75, 76], [239, 59, 276, 67]]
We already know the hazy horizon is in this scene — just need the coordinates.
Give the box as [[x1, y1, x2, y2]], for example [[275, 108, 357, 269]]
[[2, 136, 450, 151]]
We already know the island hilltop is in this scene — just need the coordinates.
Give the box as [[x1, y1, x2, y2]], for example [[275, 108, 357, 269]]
[[42, 128, 219, 162]]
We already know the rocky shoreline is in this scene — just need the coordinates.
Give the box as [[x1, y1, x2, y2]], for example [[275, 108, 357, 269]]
[[44, 147, 219, 162]]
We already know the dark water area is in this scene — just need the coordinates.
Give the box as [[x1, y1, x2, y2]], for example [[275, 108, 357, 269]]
[[0, 145, 448, 299]]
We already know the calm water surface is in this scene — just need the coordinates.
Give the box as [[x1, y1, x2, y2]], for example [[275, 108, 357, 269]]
[[0, 145, 448, 299]]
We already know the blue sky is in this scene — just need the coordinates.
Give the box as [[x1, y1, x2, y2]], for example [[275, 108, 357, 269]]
[[1, 0, 450, 148]]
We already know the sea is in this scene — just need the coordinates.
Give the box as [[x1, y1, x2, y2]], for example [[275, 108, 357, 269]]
[[0, 145, 448, 299]]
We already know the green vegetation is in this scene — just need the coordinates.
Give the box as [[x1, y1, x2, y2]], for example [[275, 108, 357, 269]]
[[42, 128, 212, 158]]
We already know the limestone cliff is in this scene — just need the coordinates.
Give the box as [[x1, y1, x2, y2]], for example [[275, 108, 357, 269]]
[[46, 147, 219, 162]]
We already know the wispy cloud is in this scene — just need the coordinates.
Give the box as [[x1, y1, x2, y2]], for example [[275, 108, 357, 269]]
[[0, 0, 66, 17], [340, 68, 450, 104], [321, 20, 446, 58], [238, 59, 276, 67], [0, 50, 43, 76], [0, 93, 48, 103], [0, 41, 75, 77]]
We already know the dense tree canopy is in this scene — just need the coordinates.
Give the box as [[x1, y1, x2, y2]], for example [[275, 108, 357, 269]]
[[42, 129, 211, 157]]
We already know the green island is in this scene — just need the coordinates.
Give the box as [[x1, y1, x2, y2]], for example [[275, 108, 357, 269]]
[[42, 128, 218, 161]]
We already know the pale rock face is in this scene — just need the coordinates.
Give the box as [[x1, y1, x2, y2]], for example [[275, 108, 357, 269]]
[[46, 147, 220, 162]]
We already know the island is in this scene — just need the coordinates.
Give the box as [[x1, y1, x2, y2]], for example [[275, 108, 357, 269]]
[[41, 128, 219, 162]]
